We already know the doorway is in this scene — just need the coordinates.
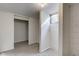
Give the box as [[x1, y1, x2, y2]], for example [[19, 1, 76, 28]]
[[14, 19, 29, 47]]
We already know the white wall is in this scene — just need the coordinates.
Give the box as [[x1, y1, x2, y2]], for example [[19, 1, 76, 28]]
[[40, 10, 51, 52], [58, 4, 63, 56], [29, 18, 39, 44], [0, 11, 14, 52], [50, 17, 59, 52], [14, 19, 28, 43], [0, 11, 39, 52], [39, 3, 60, 53]]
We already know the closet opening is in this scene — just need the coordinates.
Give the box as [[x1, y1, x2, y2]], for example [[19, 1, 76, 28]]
[[14, 19, 29, 48]]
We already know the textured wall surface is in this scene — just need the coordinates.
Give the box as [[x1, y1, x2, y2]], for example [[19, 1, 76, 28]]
[[70, 4, 79, 55], [63, 4, 79, 56], [63, 4, 71, 56]]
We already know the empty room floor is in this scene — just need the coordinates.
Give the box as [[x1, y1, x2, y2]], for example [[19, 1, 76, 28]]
[[0, 41, 57, 56]]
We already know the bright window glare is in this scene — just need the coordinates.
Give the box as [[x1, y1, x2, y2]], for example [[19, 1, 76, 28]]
[[51, 14, 59, 23]]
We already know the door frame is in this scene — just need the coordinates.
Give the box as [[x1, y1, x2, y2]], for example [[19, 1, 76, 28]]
[[14, 15, 30, 45]]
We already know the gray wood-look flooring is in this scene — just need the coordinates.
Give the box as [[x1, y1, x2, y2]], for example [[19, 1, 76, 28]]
[[0, 41, 57, 56]]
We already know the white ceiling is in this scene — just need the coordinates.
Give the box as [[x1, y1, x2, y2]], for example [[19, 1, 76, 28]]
[[0, 3, 40, 18], [0, 3, 59, 19]]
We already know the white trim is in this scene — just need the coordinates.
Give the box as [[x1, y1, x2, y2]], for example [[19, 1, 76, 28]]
[[14, 15, 29, 21]]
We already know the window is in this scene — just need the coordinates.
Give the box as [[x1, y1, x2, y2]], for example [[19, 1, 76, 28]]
[[50, 14, 59, 24]]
